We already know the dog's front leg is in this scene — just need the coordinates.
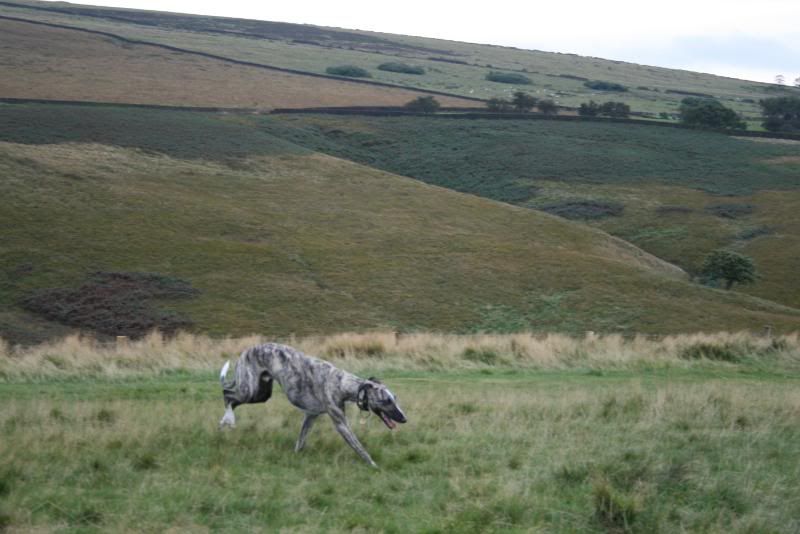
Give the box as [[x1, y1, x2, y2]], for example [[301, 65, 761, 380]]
[[295, 413, 319, 452], [328, 407, 378, 468]]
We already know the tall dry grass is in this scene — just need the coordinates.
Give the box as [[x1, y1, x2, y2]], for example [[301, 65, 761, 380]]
[[1, 330, 798, 379]]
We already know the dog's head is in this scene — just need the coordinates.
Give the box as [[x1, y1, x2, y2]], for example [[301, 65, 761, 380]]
[[357, 378, 407, 429]]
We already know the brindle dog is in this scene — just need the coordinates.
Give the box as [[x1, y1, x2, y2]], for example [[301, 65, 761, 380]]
[[219, 343, 407, 467]]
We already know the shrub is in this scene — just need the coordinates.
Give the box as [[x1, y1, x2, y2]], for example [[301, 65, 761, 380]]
[[404, 96, 440, 113], [579, 100, 601, 116], [326, 65, 371, 78], [679, 97, 746, 130], [760, 96, 800, 131], [540, 200, 624, 220], [486, 98, 513, 112], [377, 62, 425, 75], [512, 91, 538, 112], [486, 71, 532, 85], [537, 99, 558, 115], [700, 249, 757, 289], [584, 80, 628, 92], [599, 101, 631, 118], [580, 101, 631, 118]]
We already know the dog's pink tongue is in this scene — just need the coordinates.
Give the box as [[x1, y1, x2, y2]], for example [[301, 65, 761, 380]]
[[381, 413, 396, 429]]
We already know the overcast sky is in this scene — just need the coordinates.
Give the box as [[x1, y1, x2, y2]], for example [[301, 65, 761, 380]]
[[45, 0, 800, 84]]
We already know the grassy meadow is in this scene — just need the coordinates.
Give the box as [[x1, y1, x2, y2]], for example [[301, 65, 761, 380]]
[[1, 331, 799, 532]]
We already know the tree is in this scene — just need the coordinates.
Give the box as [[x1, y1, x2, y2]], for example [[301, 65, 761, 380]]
[[700, 250, 756, 289], [512, 91, 538, 112], [578, 100, 600, 116], [760, 96, 800, 132], [775, 74, 785, 85], [578, 100, 630, 118], [679, 97, 746, 130], [795, 76, 800, 88], [537, 99, 558, 115], [486, 98, 513, 112], [599, 101, 630, 118], [404, 96, 440, 113]]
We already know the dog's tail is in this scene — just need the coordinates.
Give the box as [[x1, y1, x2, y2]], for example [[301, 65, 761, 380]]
[[220, 360, 232, 388]]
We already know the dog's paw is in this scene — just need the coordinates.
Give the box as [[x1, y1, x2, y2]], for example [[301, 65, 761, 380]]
[[218, 416, 236, 429]]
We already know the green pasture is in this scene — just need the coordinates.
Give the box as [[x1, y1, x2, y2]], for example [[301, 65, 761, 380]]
[[1, 366, 799, 532]]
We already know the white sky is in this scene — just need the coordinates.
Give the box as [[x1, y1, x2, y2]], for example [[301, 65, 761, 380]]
[[43, 0, 800, 84]]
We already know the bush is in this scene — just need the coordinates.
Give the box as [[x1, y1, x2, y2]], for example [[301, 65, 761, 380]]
[[486, 71, 532, 85], [486, 98, 513, 112], [377, 62, 425, 75], [512, 91, 538, 112], [404, 96, 440, 113], [579, 101, 631, 118], [540, 200, 623, 220], [584, 80, 628, 92], [579, 100, 601, 116], [599, 101, 631, 118], [679, 97, 746, 130], [760, 96, 800, 131], [700, 249, 757, 289], [326, 65, 371, 78], [537, 99, 558, 115]]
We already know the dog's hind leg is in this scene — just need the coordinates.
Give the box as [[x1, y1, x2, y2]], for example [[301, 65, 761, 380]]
[[294, 413, 319, 452], [219, 357, 274, 428]]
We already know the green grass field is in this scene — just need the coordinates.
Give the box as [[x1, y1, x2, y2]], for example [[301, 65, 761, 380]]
[[1, 333, 799, 532]]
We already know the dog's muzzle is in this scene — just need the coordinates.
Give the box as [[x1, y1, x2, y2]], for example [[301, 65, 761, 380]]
[[376, 406, 407, 429]]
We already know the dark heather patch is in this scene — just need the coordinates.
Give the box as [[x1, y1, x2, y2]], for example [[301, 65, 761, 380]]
[[21, 271, 198, 338], [704, 203, 755, 219], [540, 200, 624, 220]]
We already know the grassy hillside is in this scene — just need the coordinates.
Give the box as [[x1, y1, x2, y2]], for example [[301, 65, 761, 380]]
[[2, 103, 799, 343], [2, 0, 798, 121], [263, 114, 800, 309], [0, 18, 477, 109]]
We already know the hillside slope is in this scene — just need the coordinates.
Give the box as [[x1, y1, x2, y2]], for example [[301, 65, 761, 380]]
[[262, 114, 800, 309], [0, 18, 477, 109], [1, 103, 799, 344], [2, 0, 798, 121]]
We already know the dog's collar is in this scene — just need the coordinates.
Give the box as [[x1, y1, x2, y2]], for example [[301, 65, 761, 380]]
[[356, 382, 371, 411]]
